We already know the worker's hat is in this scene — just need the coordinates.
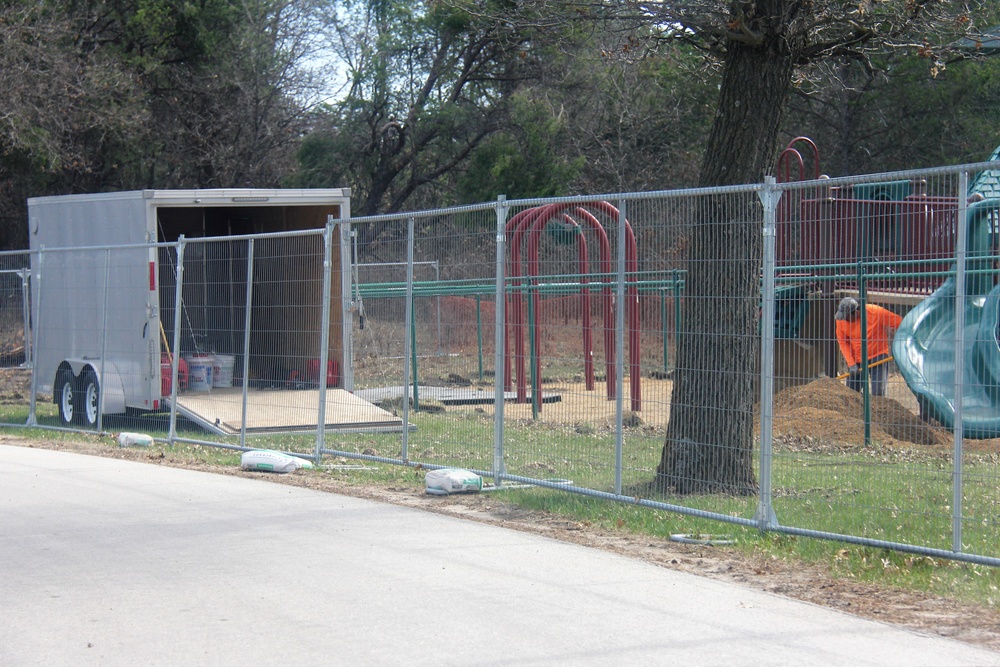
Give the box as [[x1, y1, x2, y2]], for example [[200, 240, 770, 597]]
[[835, 297, 859, 321]]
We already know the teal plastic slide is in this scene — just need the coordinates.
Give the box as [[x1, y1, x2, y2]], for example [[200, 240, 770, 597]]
[[893, 199, 1000, 438]]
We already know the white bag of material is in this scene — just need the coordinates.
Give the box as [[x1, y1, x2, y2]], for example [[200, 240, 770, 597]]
[[117, 432, 153, 447], [425, 468, 483, 496], [240, 450, 314, 473]]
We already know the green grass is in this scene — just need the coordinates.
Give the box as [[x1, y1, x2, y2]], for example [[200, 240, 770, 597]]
[[487, 486, 1000, 608], [2, 403, 999, 610]]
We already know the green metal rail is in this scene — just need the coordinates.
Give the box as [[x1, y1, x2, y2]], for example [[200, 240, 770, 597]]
[[355, 260, 997, 414], [356, 271, 687, 407]]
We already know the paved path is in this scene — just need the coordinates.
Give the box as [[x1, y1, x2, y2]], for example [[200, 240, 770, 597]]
[[1, 444, 998, 666]]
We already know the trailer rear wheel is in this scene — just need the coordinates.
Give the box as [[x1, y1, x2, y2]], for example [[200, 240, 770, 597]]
[[80, 370, 100, 428], [55, 370, 76, 425]]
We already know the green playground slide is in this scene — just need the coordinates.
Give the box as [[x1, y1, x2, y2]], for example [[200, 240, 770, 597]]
[[892, 199, 1000, 438]]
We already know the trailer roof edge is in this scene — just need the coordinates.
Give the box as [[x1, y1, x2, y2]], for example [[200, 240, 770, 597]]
[[28, 188, 351, 207]]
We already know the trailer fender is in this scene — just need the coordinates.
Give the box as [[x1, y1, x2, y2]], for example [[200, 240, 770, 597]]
[[53, 359, 127, 416]]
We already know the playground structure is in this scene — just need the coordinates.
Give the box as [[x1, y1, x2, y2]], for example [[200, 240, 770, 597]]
[[776, 137, 1000, 437], [777, 137, 971, 295], [505, 202, 641, 413], [775, 136, 964, 379], [350, 250, 688, 421], [893, 198, 1000, 438]]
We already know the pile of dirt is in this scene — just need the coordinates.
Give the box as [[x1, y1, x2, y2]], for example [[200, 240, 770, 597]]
[[771, 377, 950, 448]]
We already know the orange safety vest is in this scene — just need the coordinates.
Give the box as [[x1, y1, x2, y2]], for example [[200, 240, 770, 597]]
[[835, 304, 902, 368]]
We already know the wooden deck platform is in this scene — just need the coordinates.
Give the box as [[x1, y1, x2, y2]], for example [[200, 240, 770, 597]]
[[169, 388, 403, 435]]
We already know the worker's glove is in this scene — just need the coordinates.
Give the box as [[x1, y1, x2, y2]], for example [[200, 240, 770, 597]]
[[848, 364, 860, 375]]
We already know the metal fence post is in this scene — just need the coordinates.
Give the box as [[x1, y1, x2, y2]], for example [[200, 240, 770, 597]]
[[20, 267, 31, 369], [27, 249, 44, 426], [168, 238, 186, 442], [238, 239, 255, 449], [527, 279, 538, 419], [661, 290, 668, 374], [339, 222, 355, 392], [476, 295, 484, 383], [96, 249, 111, 433], [314, 220, 336, 462], [858, 266, 871, 446], [494, 196, 508, 485], [672, 268, 682, 359], [756, 177, 780, 530], [401, 217, 416, 460], [953, 171, 969, 554], [614, 199, 626, 495], [435, 259, 442, 355], [410, 300, 419, 411]]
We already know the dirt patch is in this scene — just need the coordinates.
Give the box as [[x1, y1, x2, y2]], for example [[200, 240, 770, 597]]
[[0, 326, 26, 366], [478, 376, 672, 429]]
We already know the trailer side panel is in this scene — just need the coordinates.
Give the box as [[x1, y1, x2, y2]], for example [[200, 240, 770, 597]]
[[28, 193, 158, 410]]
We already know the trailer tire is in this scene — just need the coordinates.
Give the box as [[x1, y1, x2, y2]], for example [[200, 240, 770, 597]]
[[55, 370, 76, 425], [80, 370, 100, 428]]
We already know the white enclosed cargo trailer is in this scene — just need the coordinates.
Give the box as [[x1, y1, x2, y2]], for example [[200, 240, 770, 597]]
[[27, 189, 358, 430]]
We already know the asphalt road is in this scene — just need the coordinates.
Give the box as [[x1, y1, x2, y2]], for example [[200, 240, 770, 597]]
[[2, 444, 998, 666]]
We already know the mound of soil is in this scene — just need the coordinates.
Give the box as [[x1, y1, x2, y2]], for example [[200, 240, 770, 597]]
[[772, 377, 950, 448]]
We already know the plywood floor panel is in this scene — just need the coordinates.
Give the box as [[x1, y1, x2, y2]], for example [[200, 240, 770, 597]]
[[171, 388, 402, 435]]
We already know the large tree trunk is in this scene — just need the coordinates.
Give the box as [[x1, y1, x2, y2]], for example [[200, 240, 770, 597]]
[[656, 34, 794, 495]]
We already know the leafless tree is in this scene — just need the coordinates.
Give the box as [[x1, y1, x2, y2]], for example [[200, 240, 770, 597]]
[[0, 0, 320, 248], [0, 3, 148, 247]]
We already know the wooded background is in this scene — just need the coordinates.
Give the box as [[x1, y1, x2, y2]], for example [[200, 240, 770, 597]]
[[2, 0, 998, 252]]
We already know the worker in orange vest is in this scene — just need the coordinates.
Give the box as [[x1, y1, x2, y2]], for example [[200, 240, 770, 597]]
[[835, 297, 902, 397]]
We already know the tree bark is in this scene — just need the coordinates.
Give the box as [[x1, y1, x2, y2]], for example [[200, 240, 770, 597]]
[[657, 35, 794, 495]]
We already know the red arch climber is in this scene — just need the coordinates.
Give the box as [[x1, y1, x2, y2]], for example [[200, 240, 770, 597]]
[[503, 202, 641, 413]]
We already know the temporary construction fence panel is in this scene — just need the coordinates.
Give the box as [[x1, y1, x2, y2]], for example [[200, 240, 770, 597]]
[[334, 206, 502, 472], [0, 259, 30, 369], [764, 167, 1000, 565], [0, 253, 32, 428], [4, 164, 1000, 566]]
